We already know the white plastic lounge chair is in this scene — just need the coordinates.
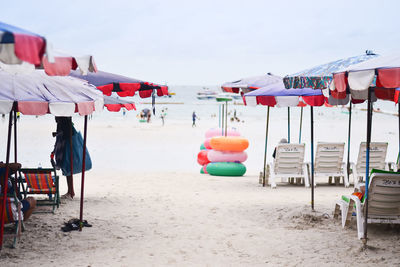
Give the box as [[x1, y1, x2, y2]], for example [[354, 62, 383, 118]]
[[351, 142, 388, 188], [268, 143, 309, 188], [312, 142, 349, 187], [334, 171, 400, 239]]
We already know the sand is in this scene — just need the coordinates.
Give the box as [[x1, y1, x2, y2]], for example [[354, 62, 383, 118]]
[[0, 108, 400, 266]]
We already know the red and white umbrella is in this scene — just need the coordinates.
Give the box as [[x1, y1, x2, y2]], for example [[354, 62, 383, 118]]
[[0, 71, 104, 249], [330, 54, 400, 242], [0, 21, 96, 76], [221, 73, 282, 94]]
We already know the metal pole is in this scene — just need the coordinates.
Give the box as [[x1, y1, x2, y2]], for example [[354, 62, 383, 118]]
[[225, 101, 228, 137], [70, 119, 73, 182], [287, 107, 291, 143], [299, 107, 303, 143], [219, 104, 221, 128], [0, 104, 14, 250], [13, 109, 17, 163], [398, 103, 400, 166], [221, 104, 224, 136], [262, 106, 270, 187], [347, 102, 352, 177], [311, 106, 315, 211], [79, 115, 88, 231], [363, 88, 372, 245]]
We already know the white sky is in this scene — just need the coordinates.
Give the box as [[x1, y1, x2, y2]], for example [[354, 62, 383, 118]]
[[2, 0, 400, 85]]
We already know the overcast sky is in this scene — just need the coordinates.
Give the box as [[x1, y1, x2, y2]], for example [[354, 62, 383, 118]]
[[2, 0, 400, 85]]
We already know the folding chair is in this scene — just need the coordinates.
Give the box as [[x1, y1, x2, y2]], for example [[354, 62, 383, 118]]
[[19, 167, 59, 213]]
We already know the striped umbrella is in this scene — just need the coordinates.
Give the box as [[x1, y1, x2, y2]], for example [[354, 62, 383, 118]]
[[0, 21, 96, 76], [331, 54, 400, 244], [70, 70, 168, 98], [244, 82, 325, 210], [283, 51, 379, 90], [0, 70, 104, 249], [221, 73, 282, 94]]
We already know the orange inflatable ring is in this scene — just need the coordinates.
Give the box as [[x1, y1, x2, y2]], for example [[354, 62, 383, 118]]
[[210, 136, 249, 152]]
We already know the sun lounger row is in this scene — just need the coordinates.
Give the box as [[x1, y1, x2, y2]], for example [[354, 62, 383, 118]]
[[266, 142, 391, 188]]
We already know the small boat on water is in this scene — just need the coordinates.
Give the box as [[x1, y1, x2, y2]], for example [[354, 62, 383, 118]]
[[197, 87, 217, 100]]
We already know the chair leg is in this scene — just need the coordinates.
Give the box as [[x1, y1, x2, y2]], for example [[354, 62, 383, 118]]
[[344, 198, 354, 227], [269, 164, 277, 189]]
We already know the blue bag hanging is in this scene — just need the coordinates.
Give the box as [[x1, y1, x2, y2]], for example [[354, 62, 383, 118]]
[[61, 126, 92, 176]]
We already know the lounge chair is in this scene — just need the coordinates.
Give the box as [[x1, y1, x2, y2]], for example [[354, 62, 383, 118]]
[[351, 142, 388, 188], [3, 197, 24, 248], [1, 168, 24, 248], [268, 143, 309, 188], [312, 142, 349, 187], [334, 170, 400, 239], [18, 167, 59, 213]]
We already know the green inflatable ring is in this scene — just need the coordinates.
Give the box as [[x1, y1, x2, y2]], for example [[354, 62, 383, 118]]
[[200, 167, 205, 174], [200, 143, 206, 150], [206, 162, 246, 176]]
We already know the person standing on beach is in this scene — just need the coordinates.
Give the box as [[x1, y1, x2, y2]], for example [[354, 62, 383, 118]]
[[52, 117, 75, 199], [192, 111, 198, 127], [160, 109, 167, 126]]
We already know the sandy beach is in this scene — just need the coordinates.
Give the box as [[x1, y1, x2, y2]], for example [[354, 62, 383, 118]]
[[1, 101, 400, 266]]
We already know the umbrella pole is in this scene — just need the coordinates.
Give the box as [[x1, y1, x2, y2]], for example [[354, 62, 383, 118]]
[[14, 109, 17, 164], [218, 104, 221, 128], [262, 106, 270, 187], [347, 102, 352, 178], [287, 107, 290, 143], [69, 119, 74, 197], [225, 101, 228, 137], [299, 107, 303, 143], [79, 115, 88, 231], [0, 105, 14, 250], [221, 104, 224, 136], [396, 103, 400, 166], [310, 106, 315, 211], [363, 88, 373, 245]]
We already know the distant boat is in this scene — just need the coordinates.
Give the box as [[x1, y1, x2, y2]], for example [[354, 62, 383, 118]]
[[197, 87, 217, 100]]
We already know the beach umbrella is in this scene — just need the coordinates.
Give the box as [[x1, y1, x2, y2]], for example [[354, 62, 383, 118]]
[[103, 95, 136, 112], [244, 82, 325, 194], [0, 21, 96, 76], [222, 73, 294, 142], [221, 73, 282, 93], [331, 54, 400, 244], [283, 52, 380, 210], [70, 70, 168, 98], [283, 51, 379, 90], [0, 70, 104, 249]]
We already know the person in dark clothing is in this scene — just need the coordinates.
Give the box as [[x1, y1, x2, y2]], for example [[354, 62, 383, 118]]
[[192, 111, 198, 127], [52, 117, 75, 199], [0, 163, 36, 221]]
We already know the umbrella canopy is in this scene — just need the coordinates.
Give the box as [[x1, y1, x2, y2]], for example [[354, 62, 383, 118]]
[[0, 21, 96, 76], [284, 51, 379, 90], [103, 95, 136, 112], [221, 73, 282, 94], [70, 70, 168, 98], [244, 81, 325, 107], [332, 54, 400, 102], [0, 70, 103, 116]]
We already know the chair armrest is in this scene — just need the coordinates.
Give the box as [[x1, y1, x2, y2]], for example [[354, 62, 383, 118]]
[[349, 195, 363, 209]]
